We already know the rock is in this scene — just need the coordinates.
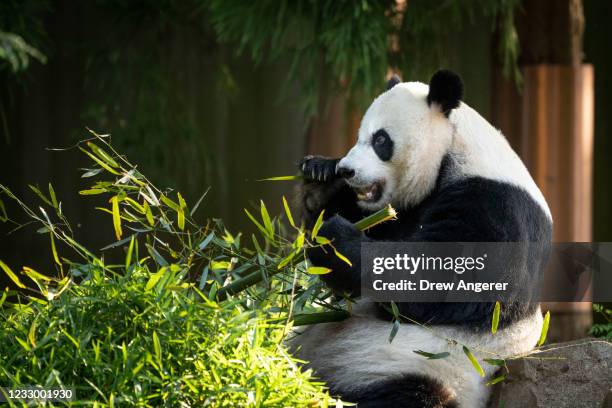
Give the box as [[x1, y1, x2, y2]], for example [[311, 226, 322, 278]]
[[488, 338, 612, 408]]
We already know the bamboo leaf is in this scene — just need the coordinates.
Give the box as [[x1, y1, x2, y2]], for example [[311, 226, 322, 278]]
[[28, 319, 37, 347], [258, 175, 302, 181], [277, 251, 296, 269], [87, 141, 119, 168], [146, 244, 168, 267], [315, 236, 331, 245], [125, 235, 135, 270], [390, 301, 399, 319], [111, 196, 122, 240], [0, 198, 7, 222], [124, 197, 145, 214], [143, 201, 155, 226], [333, 249, 352, 266], [49, 233, 61, 266], [486, 375, 506, 386], [29, 184, 52, 206], [538, 310, 551, 346], [463, 346, 485, 377], [190, 189, 209, 217], [198, 233, 215, 251], [211, 261, 231, 270], [311, 210, 325, 238], [177, 193, 187, 231], [0, 259, 25, 288], [282, 196, 296, 228], [260, 200, 274, 238], [388, 320, 400, 343], [145, 267, 167, 291], [81, 168, 103, 178], [244, 209, 270, 239], [79, 146, 120, 175], [48, 183, 59, 209], [152, 331, 161, 363], [23, 266, 52, 282], [306, 266, 332, 275], [160, 194, 179, 211], [413, 350, 451, 360], [492, 301, 501, 334], [79, 188, 107, 195], [483, 358, 506, 367]]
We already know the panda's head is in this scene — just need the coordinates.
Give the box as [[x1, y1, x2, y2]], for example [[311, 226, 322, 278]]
[[337, 70, 463, 211]]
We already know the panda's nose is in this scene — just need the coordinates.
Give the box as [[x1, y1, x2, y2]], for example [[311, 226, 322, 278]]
[[336, 166, 355, 179]]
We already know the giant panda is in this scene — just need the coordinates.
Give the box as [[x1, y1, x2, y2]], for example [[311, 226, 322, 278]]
[[291, 70, 553, 407]]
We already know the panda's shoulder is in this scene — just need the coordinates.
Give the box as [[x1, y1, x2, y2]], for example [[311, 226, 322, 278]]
[[424, 176, 551, 241]]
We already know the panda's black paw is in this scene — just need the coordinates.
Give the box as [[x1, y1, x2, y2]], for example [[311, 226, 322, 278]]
[[299, 155, 339, 182], [307, 215, 364, 296], [317, 214, 362, 243]]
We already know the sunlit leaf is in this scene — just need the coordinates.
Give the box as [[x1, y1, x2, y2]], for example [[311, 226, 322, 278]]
[[111, 196, 122, 240], [282, 196, 296, 229], [211, 261, 231, 270], [492, 301, 501, 334], [145, 267, 167, 291], [306, 266, 332, 275], [486, 374, 506, 386], [0, 259, 25, 288], [79, 147, 120, 175], [87, 141, 120, 168], [258, 175, 302, 181], [125, 235, 136, 270], [538, 310, 550, 346], [49, 232, 61, 266], [79, 188, 107, 195], [28, 319, 37, 347], [463, 346, 485, 377], [23, 266, 52, 282], [333, 249, 352, 266], [311, 210, 325, 238], [143, 201, 155, 226], [483, 358, 506, 367], [260, 200, 274, 238], [0, 198, 7, 222], [177, 192, 187, 231]]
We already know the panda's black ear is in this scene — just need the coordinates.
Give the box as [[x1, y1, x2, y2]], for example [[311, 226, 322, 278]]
[[427, 70, 463, 117], [386, 74, 402, 91]]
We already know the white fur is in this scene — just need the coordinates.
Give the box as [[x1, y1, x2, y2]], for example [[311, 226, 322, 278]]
[[338, 82, 552, 219], [291, 303, 543, 408]]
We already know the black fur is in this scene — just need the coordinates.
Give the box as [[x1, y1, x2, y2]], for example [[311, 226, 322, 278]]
[[339, 374, 458, 408], [295, 156, 363, 229], [371, 129, 394, 161], [386, 74, 402, 91], [297, 154, 552, 330], [427, 70, 463, 117]]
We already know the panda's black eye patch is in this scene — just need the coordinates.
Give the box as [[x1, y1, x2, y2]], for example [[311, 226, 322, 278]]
[[371, 129, 393, 161]]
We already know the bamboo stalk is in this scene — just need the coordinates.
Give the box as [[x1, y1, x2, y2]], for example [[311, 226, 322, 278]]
[[216, 205, 397, 301]]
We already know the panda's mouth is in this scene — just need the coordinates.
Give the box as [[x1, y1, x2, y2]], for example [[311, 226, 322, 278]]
[[352, 181, 384, 203]]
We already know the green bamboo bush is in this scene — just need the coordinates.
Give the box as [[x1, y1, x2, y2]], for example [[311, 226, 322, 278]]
[[0, 130, 400, 406], [0, 131, 552, 405]]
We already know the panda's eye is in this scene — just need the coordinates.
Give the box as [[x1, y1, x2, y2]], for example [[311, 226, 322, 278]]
[[371, 129, 393, 161]]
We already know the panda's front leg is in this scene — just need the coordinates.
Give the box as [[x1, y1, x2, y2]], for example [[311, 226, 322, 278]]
[[296, 155, 362, 229], [307, 214, 370, 297]]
